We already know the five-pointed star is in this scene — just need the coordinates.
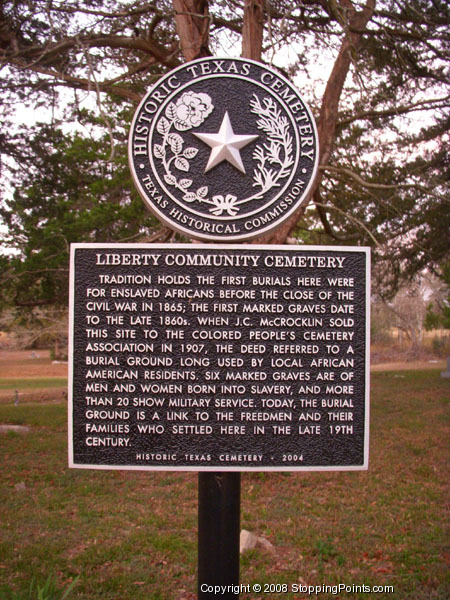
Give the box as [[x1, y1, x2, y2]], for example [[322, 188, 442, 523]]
[[192, 111, 258, 174]]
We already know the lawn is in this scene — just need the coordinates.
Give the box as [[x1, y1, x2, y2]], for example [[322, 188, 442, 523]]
[[0, 350, 68, 405], [0, 378, 68, 405], [0, 370, 448, 599], [0, 379, 68, 391]]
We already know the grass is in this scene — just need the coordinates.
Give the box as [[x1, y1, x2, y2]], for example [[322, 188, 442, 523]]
[[0, 378, 68, 391], [0, 369, 448, 599], [0, 573, 79, 600], [0, 379, 68, 405]]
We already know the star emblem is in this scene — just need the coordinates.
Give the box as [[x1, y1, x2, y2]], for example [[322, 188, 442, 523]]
[[192, 111, 258, 174]]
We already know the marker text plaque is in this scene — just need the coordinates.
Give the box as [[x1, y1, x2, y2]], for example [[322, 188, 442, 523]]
[[69, 244, 370, 471]]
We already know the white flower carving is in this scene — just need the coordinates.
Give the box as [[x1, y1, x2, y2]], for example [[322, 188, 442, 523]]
[[174, 92, 213, 130], [210, 194, 239, 216]]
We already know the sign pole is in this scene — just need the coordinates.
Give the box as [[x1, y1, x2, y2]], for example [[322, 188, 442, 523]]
[[198, 472, 241, 599]]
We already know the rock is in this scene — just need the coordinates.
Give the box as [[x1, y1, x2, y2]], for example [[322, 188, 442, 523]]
[[240, 529, 258, 553], [257, 536, 274, 551], [240, 529, 274, 553], [0, 425, 30, 434]]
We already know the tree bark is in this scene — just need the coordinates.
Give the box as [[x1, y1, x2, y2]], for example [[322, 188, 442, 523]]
[[241, 0, 264, 61], [172, 0, 211, 61], [259, 0, 376, 244]]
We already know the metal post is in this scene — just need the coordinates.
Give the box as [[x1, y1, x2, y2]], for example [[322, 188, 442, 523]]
[[198, 472, 241, 599]]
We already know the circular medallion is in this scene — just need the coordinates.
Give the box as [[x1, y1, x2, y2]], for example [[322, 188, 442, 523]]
[[129, 57, 319, 241]]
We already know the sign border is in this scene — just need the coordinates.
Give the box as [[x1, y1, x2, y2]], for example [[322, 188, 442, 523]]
[[68, 243, 370, 472]]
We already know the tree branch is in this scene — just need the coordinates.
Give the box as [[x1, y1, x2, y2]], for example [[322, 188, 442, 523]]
[[8, 62, 143, 101], [338, 95, 450, 125], [313, 188, 359, 242], [314, 201, 380, 246], [322, 165, 446, 200], [49, 2, 164, 20], [1, 31, 179, 66]]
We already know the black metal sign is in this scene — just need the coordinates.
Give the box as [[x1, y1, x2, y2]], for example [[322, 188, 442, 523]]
[[128, 57, 319, 241], [69, 244, 370, 471]]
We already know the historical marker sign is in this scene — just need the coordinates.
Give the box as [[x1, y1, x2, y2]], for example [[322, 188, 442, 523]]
[[69, 244, 369, 471], [128, 57, 319, 241]]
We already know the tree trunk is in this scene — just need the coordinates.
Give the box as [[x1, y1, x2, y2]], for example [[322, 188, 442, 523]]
[[241, 0, 264, 61], [259, 0, 376, 244], [172, 0, 211, 61]]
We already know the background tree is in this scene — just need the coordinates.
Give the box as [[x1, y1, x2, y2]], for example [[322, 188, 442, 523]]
[[425, 261, 450, 333], [376, 273, 431, 351], [1, 111, 167, 309], [0, 0, 449, 319]]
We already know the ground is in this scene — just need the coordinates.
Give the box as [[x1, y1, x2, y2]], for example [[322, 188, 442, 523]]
[[0, 348, 448, 599], [0, 350, 68, 378], [0, 350, 68, 403]]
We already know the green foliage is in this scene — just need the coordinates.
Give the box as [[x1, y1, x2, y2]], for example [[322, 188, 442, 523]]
[[425, 303, 443, 331], [0, 573, 79, 600], [424, 262, 450, 331], [431, 337, 450, 357], [0, 114, 158, 311]]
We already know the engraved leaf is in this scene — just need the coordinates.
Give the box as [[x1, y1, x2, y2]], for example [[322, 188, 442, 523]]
[[165, 102, 177, 120], [175, 157, 189, 172], [268, 142, 281, 162], [197, 186, 208, 198], [173, 120, 191, 132], [183, 192, 197, 202], [253, 169, 264, 188], [164, 173, 177, 186], [183, 147, 198, 159], [168, 133, 183, 153], [153, 144, 165, 159], [179, 178, 193, 189], [157, 117, 170, 135]]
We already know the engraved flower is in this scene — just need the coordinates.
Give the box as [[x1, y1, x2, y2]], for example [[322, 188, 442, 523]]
[[209, 194, 239, 216], [174, 92, 213, 130]]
